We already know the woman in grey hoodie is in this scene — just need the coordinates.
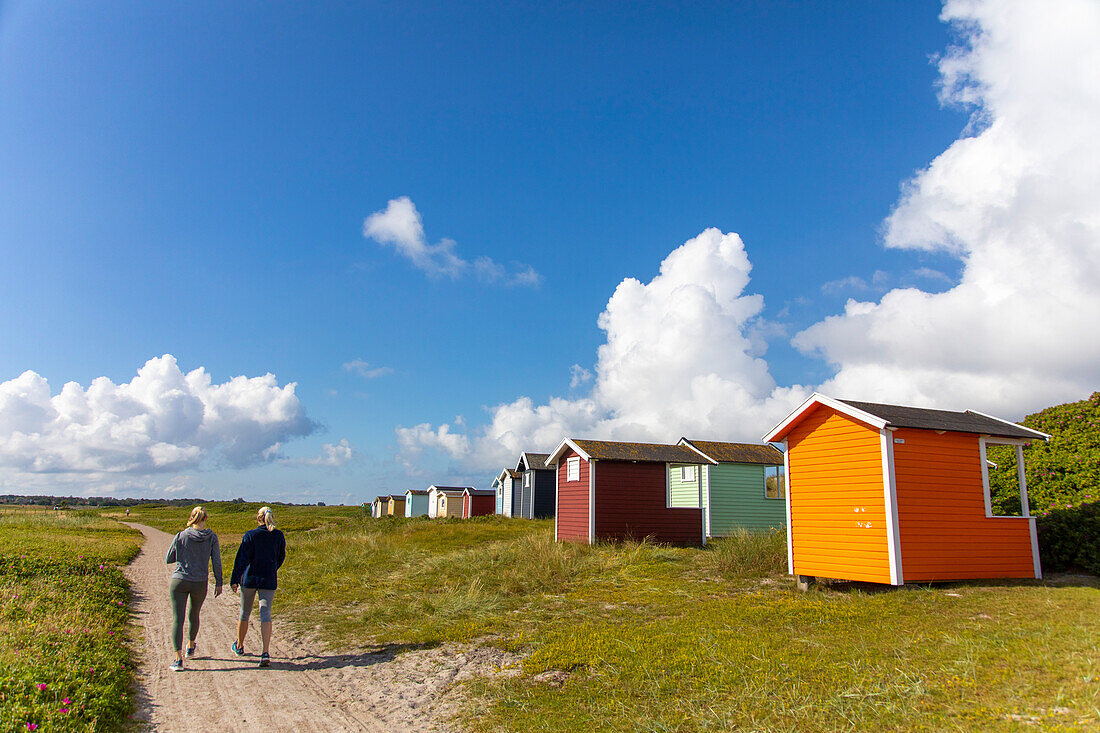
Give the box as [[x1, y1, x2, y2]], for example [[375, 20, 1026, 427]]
[[165, 506, 223, 671]]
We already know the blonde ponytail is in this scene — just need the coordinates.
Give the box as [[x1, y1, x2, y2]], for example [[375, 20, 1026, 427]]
[[187, 506, 207, 528], [258, 506, 276, 531]]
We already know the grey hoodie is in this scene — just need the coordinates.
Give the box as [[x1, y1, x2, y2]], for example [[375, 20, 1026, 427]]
[[165, 527, 224, 585]]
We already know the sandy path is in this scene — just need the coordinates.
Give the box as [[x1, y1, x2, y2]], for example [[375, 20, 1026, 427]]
[[123, 523, 520, 732]]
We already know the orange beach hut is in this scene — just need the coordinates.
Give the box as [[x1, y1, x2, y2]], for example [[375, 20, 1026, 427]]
[[763, 394, 1050, 586]]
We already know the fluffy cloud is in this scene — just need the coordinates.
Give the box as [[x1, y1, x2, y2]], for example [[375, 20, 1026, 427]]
[[0, 355, 314, 474], [295, 438, 355, 467], [398, 229, 811, 471], [364, 197, 542, 285], [794, 0, 1100, 414], [569, 364, 593, 388]]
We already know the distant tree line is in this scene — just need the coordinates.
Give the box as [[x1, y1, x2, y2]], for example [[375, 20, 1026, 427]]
[[0, 495, 209, 507]]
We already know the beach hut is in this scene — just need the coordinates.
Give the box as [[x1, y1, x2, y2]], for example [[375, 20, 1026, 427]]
[[514, 452, 556, 519], [372, 496, 388, 518], [671, 439, 786, 536], [435, 488, 468, 519], [762, 393, 1050, 586], [545, 438, 709, 545], [426, 485, 472, 518], [405, 489, 430, 517], [492, 469, 522, 516], [386, 494, 406, 517], [491, 474, 505, 514], [462, 488, 496, 518]]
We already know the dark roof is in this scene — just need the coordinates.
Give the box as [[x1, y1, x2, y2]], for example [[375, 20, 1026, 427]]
[[838, 399, 1043, 440], [429, 485, 475, 491], [464, 488, 496, 496], [388, 494, 406, 501], [681, 439, 783, 465], [517, 452, 552, 471], [405, 490, 428, 495], [506, 469, 522, 479], [572, 439, 709, 463]]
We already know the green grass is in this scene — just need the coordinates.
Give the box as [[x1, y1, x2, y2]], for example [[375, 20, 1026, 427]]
[[0, 509, 142, 732], [93, 505, 1100, 730]]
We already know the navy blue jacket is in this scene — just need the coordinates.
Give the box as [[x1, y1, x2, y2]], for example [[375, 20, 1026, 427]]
[[230, 527, 286, 590]]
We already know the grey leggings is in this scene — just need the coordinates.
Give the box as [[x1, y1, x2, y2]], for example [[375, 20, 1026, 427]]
[[239, 587, 275, 623], [169, 578, 208, 652]]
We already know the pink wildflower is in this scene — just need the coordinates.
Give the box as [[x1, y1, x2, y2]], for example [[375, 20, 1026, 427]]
[[60, 708, 69, 715], [26, 724, 38, 731], [62, 698, 71, 705], [35, 683, 47, 691]]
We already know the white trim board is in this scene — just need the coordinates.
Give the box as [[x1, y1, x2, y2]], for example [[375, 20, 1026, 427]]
[[782, 439, 793, 575], [880, 429, 904, 586], [763, 392, 888, 443]]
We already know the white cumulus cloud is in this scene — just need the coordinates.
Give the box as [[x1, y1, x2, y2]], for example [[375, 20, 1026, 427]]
[[794, 0, 1100, 414], [363, 197, 542, 285], [397, 229, 811, 471], [292, 438, 355, 467], [0, 355, 314, 474]]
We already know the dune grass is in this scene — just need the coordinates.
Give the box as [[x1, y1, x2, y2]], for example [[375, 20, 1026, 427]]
[[0, 508, 142, 732], [94, 504, 1100, 730]]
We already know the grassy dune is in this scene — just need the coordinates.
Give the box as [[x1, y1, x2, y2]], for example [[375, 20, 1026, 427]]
[[0, 508, 142, 732], [56, 504, 1100, 730]]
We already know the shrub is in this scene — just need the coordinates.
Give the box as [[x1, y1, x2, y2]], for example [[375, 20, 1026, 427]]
[[1035, 500, 1100, 575]]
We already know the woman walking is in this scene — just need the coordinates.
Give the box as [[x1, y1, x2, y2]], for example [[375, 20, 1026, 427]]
[[230, 505, 286, 668], [165, 506, 223, 671]]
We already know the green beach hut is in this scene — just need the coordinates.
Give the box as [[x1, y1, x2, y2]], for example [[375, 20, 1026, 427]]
[[671, 439, 786, 537]]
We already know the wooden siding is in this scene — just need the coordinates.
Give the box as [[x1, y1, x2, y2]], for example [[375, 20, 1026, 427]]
[[707, 463, 786, 535], [495, 486, 503, 515], [386, 498, 406, 516], [787, 406, 892, 583], [532, 470, 557, 518], [465, 494, 495, 518], [519, 472, 533, 518], [501, 477, 514, 517], [593, 461, 703, 546], [669, 463, 702, 507], [555, 448, 590, 542], [892, 428, 1036, 581], [405, 494, 430, 517], [440, 495, 463, 519]]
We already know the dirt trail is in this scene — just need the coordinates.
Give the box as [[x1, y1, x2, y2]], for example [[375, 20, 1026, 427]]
[[123, 523, 520, 732]]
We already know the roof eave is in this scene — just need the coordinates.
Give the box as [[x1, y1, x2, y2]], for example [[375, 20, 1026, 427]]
[[763, 392, 888, 442]]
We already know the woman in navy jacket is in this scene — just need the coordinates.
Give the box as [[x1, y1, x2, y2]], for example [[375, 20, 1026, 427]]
[[230, 505, 286, 667]]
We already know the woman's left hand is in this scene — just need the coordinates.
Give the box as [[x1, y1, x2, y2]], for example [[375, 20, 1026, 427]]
[[214, 585, 223, 598]]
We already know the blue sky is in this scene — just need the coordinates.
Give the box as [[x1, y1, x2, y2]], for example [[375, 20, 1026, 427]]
[[2, 1, 1096, 503]]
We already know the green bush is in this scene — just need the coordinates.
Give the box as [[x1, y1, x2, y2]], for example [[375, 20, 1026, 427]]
[[989, 391, 1100, 514], [1035, 500, 1100, 575]]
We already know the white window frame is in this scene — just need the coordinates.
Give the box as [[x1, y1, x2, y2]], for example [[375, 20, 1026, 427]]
[[978, 436, 1032, 519], [681, 465, 696, 482], [524, 472, 531, 487], [764, 464, 785, 500], [567, 456, 580, 482]]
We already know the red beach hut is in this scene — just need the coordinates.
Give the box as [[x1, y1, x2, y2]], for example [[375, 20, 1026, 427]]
[[461, 488, 496, 518], [545, 438, 709, 545]]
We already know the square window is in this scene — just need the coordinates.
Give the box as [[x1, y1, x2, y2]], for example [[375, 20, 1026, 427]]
[[681, 465, 696, 481], [567, 456, 580, 482], [765, 465, 785, 499]]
